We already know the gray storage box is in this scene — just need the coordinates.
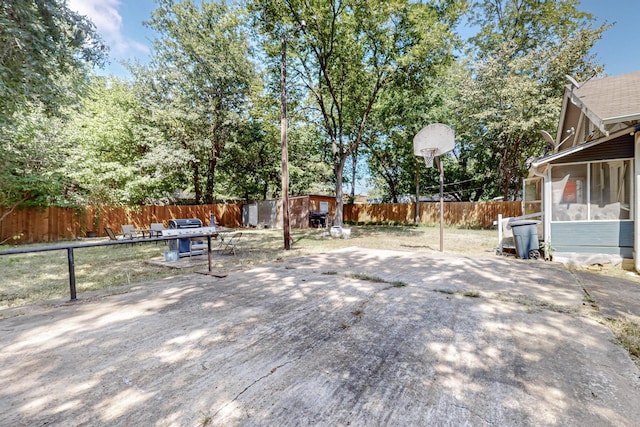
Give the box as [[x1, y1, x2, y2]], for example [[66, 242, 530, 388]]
[[163, 250, 179, 262]]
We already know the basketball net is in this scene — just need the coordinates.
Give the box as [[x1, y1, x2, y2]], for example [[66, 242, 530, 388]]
[[420, 148, 438, 168]]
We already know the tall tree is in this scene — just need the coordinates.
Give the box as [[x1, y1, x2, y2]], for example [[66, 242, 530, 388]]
[[141, 0, 257, 204], [0, 0, 106, 220], [0, 0, 106, 124], [62, 76, 174, 206], [0, 104, 69, 218], [250, 0, 464, 225], [365, 64, 459, 202], [457, 0, 608, 200]]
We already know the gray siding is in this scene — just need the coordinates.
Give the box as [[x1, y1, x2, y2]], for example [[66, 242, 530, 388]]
[[551, 221, 634, 257]]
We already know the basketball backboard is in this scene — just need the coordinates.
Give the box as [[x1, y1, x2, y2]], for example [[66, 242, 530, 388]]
[[413, 123, 455, 157]]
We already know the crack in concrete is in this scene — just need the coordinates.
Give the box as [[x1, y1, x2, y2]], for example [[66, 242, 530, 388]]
[[450, 402, 500, 426], [211, 276, 391, 420], [210, 340, 322, 420]]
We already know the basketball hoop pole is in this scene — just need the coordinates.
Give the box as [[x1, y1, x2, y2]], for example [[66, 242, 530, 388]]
[[413, 123, 454, 253], [436, 156, 444, 252], [415, 161, 420, 223]]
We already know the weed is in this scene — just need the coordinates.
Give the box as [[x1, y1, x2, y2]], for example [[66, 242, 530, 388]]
[[462, 290, 480, 298], [606, 318, 640, 360], [199, 414, 213, 427], [495, 292, 573, 314], [434, 289, 456, 295], [347, 273, 386, 283], [347, 273, 409, 290], [341, 323, 350, 330], [352, 309, 363, 317], [539, 240, 555, 261], [322, 271, 338, 275]]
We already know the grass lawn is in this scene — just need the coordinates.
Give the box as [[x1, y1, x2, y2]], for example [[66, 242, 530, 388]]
[[2, 223, 639, 309], [0, 225, 498, 310]]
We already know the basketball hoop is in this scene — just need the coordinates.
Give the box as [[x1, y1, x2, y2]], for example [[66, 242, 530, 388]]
[[420, 148, 438, 168], [413, 123, 455, 253]]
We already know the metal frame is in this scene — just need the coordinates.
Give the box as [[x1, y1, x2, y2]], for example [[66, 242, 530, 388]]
[[0, 234, 217, 301]]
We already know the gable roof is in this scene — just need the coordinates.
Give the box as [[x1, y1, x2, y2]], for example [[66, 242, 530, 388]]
[[567, 71, 640, 132], [532, 71, 640, 171]]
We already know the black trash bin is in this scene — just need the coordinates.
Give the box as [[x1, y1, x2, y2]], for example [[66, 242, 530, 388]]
[[508, 219, 540, 259]]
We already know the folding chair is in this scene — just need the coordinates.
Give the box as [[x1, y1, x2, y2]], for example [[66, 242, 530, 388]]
[[121, 224, 139, 239], [218, 232, 242, 255], [104, 227, 119, 241], [150, 223, 165, 238]]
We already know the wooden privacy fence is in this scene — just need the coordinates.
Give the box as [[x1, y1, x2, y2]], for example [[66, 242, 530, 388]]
[[343, 201, 522, 228], [1, 201, 522, 244], [0, 204, 242, 244]]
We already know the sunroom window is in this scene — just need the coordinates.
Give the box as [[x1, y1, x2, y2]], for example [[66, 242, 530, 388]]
[[551, 160, 632, 221]]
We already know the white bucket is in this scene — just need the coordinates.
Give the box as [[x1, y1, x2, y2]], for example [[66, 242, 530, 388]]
[[341, 228, 351, 239], [330, 226, 342, 238], [163, 250, 178, 262]]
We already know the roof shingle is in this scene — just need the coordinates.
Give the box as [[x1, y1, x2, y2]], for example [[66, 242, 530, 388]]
[[572, 71, 640, 122]]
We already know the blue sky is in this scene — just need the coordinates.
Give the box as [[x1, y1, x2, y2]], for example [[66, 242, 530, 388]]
[[579, 0, 640, 76], [70, 0, 639, 79], [69, 0, 640, 80]]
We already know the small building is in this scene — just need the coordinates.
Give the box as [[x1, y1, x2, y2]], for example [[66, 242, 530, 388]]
[[527, 71, 640, 267], [242, 195, 336, 229]]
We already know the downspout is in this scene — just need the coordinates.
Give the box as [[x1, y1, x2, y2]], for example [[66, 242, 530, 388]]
[[531, 164, 551, 244]]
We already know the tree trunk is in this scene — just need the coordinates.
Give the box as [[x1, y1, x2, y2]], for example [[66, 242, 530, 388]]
[[333, 155, 347, 226], [191, 160, 202, 204], [350, 148, 357, 201], [205, 157, 216, 204], [205, 137, 221, 205]]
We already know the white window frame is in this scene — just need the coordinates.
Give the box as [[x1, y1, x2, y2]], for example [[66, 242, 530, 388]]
[[549, 158, 634, 222]]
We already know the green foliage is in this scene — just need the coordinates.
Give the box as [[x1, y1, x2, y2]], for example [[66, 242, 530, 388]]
[[0, 0, 105, 211], [139, 0, 258, 204], [0, 0, 615, 213], [366, 69, 459, 201], [0, 0, 107, 125], [454, 0, 608, 200], [0, 104, 69, 209], [217, 117, 280, 200], [250, 0, 465, 222], [62, 77, 153, 206]]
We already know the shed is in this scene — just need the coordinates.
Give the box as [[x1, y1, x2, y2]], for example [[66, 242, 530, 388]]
[[244, 195, 336, 229]]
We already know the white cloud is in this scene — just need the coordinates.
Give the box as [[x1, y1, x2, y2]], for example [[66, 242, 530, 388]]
[[68, 0, 149, 59]]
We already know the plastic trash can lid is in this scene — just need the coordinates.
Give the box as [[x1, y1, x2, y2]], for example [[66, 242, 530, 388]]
[[508, 219, 541, 228]]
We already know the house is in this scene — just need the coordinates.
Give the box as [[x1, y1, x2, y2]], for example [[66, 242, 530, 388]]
[[527, 71, 640, 268]]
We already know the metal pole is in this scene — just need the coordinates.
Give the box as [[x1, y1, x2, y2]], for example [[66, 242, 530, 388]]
[[281, 34, 291, 250], [415, 160, 420, 223], [438, 157, 444, 252], [67, 247, 77, 300], [207, 235, 212, 272]]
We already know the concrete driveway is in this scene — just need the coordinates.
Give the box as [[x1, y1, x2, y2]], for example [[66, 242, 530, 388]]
[[1, 248, 639, 426]]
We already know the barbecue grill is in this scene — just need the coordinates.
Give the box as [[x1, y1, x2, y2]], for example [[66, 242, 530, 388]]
[[309, 212, 327, 228], [166, 218, 209, 256]]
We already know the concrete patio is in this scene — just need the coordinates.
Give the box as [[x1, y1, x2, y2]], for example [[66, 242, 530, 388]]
[[1, 248, 639, 426]]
